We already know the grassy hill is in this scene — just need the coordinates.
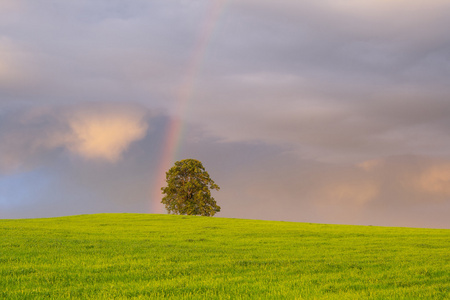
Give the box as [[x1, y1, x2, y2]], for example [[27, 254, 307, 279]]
[[1, 214, 449, 299]]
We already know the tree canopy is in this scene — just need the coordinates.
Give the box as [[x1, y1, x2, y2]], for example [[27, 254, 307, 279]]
[[161, 159, 220, 216]]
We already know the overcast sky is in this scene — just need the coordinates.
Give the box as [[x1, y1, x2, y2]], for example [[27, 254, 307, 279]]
[[1, 0, 450, 228]]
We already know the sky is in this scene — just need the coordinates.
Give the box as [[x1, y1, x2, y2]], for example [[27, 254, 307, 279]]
[[1, 0, 450, 228]]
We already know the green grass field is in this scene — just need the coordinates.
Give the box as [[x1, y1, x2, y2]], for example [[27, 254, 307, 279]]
[[1, 214, 449, 299]]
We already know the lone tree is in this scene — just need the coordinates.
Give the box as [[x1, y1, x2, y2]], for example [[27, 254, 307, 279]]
[[161, 159, 220, 216]]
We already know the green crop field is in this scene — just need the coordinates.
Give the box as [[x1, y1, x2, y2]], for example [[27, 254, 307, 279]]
[[1, 214, 449, 299]]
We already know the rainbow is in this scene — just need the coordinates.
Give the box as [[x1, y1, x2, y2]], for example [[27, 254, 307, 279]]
[[151, 0, 228, 213]]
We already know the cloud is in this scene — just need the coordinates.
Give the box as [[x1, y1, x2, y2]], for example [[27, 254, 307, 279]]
[[0, 103, 150, 172], [0, 37, 35, 90], [418, 164, 450, 197], [0, 0, 21, 12], [321, 181, 379, 206], [179, 0, 450, 163], [357, 159, 383, 172], [209, 152, 450, 227], [3, 0, 450, 165], [65, 106, 148, 161], [354, 156, 450, 203]]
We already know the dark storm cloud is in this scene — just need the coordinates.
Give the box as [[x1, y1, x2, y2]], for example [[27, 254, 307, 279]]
[[1, 0, 450, 227]]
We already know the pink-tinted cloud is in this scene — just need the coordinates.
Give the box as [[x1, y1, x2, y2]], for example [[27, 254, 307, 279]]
[[65, 107, 148, 162], [418, 164, 450, 198], [0, 103, 150, 172]]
